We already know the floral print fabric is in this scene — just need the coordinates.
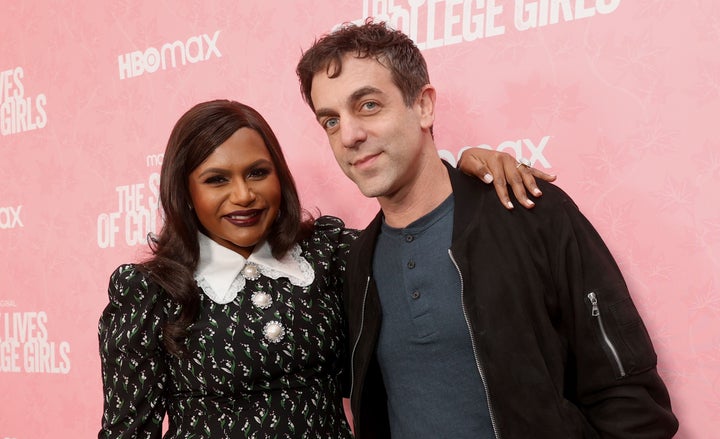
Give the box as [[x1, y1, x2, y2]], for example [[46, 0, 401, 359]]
[[98, 216, 358, 438]]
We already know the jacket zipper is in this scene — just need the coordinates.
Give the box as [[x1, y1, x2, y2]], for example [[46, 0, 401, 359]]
[[449, 250, 500, 439], [587, 292, 626, 377], [349, 276, 371, 403]]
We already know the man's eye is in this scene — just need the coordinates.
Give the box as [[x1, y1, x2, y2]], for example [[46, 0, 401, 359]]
[[362, 102, 378, 111], [324, 118, 339, 130]]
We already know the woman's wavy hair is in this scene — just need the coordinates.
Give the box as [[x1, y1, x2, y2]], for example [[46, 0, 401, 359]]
[[143, 99, 313, 356]]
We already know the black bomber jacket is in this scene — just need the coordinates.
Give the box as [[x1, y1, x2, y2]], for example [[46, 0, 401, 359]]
[[342, 163, 678, 438]]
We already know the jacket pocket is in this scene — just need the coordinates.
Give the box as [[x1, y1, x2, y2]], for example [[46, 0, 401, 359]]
[[586, 291, 657, 379]]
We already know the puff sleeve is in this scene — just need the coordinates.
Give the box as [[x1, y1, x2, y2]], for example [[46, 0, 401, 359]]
[[98, 264, 169, 438]]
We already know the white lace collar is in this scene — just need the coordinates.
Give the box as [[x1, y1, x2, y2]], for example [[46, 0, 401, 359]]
[[194, 232, 315, 304]]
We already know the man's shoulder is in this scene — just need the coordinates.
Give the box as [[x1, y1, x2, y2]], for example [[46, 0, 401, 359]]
[[528, 180, 581, 218], [450, 164, 578, 213]]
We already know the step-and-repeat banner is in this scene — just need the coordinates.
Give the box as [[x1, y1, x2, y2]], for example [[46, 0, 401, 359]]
[[1, 1, 717, 437]]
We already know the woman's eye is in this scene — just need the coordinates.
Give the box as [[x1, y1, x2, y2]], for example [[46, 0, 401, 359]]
[[248, 168, 271, 179], [204, 175, 227, 184]]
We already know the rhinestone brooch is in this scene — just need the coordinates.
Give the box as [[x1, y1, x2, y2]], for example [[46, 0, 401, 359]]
[[251, 291, 273, 310], [241, 262, 261, 281], [263, 321, 285, 343]]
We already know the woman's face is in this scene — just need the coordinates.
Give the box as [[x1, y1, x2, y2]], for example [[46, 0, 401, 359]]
[[188, 128, 282, 258]]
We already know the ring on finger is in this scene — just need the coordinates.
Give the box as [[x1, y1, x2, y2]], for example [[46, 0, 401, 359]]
[[516, 157, 531, 168]]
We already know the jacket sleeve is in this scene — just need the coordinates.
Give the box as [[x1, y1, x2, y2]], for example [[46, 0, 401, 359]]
[[98, 264, 168, 439], [550, 196, 678, 438]]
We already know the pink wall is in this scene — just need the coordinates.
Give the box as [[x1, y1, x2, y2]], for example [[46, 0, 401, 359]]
[[1, 1, 717, 437]]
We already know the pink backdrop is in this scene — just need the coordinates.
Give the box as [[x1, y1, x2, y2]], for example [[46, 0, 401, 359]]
[[1, 1, 717, 437]]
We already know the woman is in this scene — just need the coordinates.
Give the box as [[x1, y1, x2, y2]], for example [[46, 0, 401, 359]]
[[98, 100, 547, 437]]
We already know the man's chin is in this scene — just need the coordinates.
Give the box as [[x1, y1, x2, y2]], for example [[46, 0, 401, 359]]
[[356, 183, 387, 199], [349, 173, 387, 199]]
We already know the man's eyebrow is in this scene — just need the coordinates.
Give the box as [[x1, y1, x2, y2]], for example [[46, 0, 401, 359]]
[[349, 86, 383, 103], [315, 86, 384, 120], [315, 107, 337, 120]]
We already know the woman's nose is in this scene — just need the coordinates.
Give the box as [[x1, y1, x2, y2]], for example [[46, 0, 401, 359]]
[[229, 180, 256, 205]]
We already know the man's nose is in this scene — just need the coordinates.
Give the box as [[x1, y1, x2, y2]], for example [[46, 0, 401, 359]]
[[339, 116, 367, 149]]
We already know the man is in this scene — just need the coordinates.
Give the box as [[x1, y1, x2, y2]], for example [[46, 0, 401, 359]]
[[296, 20, 678, 438]]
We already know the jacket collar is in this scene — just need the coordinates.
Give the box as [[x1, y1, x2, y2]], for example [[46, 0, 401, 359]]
[[444, 161, 491, 243], [354, 161, 491, 260]]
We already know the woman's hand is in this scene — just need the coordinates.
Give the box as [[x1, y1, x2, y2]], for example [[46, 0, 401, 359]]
[[457, 148, 557, 210]]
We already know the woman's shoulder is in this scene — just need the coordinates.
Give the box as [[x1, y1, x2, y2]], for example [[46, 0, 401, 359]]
[[100, 264, 166, 356], [105, 263, 165, 309], [296, 217, 358, 272], [108, 263, 151, 292], [313, 215, 345, 230], [310, 215, 360, 241]]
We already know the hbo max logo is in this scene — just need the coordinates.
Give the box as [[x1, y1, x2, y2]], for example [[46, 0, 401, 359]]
[[118, 30, 221, 79], [0, 205, 23, 229]]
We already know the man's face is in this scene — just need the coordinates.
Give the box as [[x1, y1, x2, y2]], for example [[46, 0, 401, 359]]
[[309, 54, 433, 200]]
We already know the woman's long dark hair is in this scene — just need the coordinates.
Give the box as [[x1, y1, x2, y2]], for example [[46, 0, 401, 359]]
[[143, 99, 313, 356]]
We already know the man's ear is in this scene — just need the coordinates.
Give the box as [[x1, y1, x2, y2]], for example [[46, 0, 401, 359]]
[[416, 84, 436, 130]]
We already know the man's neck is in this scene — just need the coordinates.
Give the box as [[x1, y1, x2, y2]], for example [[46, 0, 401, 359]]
[[378, 158, 452, 229]]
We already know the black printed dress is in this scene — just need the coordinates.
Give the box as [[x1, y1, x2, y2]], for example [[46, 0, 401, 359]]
[[98, 216, 358, 438]]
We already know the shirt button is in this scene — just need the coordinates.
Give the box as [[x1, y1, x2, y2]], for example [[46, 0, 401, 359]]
[[411, 290, 421, 299], [407, 260, 415, 269], [405, 235, 414, 242]]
